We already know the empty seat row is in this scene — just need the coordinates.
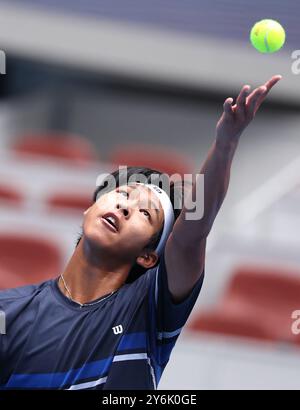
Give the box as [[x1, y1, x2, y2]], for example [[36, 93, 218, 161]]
[[0, 233, 63, 289], [9, 133, 194, 176], [189, 265, 300, 346], [0, 183, 92, 214], [0, 133, 194, 213]]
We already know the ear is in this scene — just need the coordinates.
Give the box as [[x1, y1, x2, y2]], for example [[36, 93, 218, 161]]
[[136, 251, 159, 269]]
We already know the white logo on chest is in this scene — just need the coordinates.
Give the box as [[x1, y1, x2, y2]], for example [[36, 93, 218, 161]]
[[112, 325, 123, 335]]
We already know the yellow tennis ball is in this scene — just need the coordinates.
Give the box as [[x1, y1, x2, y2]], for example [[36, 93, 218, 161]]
[[250, 19, 285, 53]]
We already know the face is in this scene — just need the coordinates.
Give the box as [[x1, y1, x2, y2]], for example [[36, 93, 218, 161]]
[[83, 183, 165, 266]]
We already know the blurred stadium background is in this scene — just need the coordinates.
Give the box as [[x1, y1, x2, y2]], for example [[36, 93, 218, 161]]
[[0, 0, 300, 390]]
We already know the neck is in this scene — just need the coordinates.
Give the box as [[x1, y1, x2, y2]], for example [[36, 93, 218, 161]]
[[59, 238, 132, 305]]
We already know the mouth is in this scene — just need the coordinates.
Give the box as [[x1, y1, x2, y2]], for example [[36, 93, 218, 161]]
[[101, 213, 120, 233]]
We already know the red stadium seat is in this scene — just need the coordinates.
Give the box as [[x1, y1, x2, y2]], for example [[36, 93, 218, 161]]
[[189, 265, 300, 345], [0, 267, 24, 290], [110, 144, 194, 178], [226, 266, 300, 344], [0, 183, 24, 207], [191, 309, 275, 342], [11, 132, 98, 166], [0, 233, 62, 289], [46, 191, 92, 214]]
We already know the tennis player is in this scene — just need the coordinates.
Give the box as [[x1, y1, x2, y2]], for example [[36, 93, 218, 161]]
[[0, 75, 281, 390]]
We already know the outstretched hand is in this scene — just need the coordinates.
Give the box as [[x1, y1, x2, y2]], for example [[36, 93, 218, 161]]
[[216, 75, 282, 146]]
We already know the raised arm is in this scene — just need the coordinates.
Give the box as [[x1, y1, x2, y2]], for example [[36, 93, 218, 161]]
[[164, 75, 282, 302]]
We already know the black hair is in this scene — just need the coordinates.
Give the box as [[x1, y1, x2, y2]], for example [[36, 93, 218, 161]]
[[77, 166, 184, 284]]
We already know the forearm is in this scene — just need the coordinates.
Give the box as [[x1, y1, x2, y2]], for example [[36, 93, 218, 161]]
[[170, 75, 281, 247], [172, 137, 239, 245], [198, 137, 238, 231]]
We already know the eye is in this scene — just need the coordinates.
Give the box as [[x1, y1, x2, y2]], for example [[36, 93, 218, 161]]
[[141, 209, 151, 219], [118, 190, 129, 198]]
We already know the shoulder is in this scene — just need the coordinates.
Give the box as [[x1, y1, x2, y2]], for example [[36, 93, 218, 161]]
[[0, 279, 54, 304], [117, 265, 158, 305]]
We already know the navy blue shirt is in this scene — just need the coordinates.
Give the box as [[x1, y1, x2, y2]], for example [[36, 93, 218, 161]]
[[0, 251, 204, 390]]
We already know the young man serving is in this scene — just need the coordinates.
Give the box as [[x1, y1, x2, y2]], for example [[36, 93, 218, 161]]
[[0, 75, 281, 390]]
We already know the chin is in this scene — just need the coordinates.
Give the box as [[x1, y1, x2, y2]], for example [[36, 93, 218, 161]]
[[82, 222, 109, 248], [84, 229, 112, 249]]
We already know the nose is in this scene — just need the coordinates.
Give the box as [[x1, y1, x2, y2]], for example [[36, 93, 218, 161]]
[[116, 203, 130, 217]]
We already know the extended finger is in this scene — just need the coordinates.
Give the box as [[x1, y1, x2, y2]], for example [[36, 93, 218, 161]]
[[246, 86, 267, 117], [263, 74, 282, 92], [247, 75, 281, 102], [236, 85, 251, 116], [254, 75, 282, 111]]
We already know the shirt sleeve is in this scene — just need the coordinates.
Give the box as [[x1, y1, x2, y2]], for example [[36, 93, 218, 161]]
[[147, 250, 204, 372]]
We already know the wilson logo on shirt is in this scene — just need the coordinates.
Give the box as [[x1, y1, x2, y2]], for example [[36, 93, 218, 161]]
[[112, 325, 123, 335]]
